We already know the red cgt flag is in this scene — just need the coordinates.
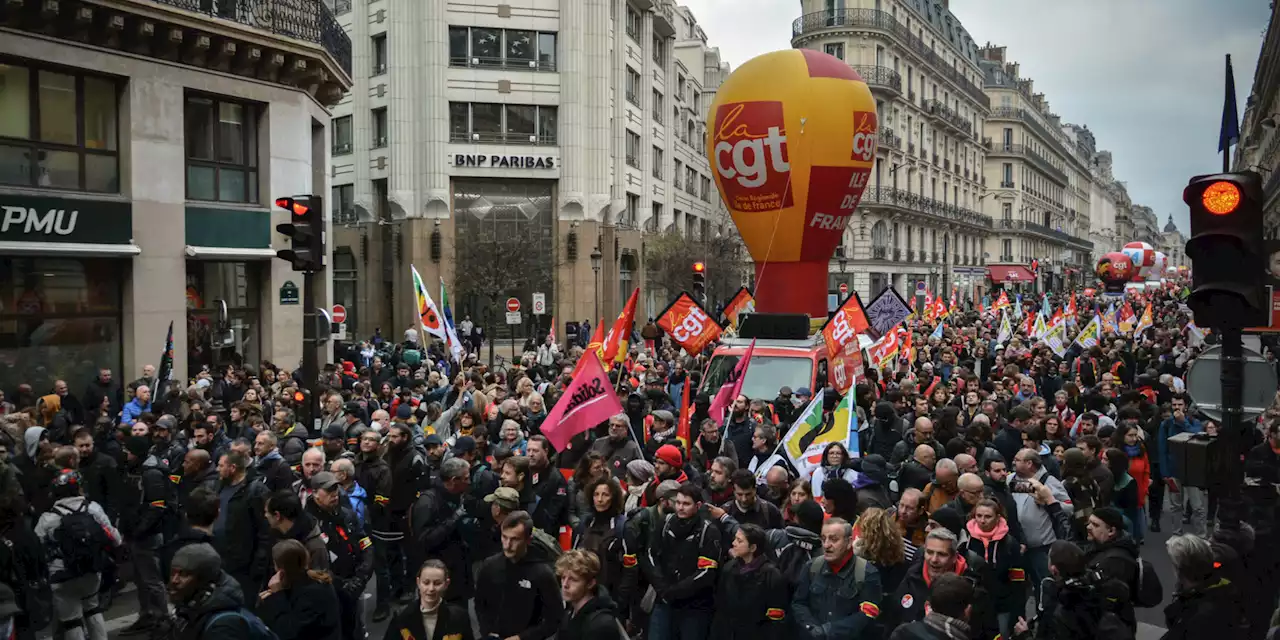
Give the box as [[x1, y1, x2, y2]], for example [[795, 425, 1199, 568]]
[[543, 352, 624, 451], [821, 292, 870, 359], [657, 293, 723, 356]]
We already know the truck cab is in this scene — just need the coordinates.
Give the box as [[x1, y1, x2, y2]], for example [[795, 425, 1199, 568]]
[[700, 337, 830, 401]]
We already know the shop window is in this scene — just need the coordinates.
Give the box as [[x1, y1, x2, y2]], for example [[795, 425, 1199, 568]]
[[185, 261, 261, 375], [0, 61, 120, 192], [185, 93, 260, 203], [0, 257, 122, 395]]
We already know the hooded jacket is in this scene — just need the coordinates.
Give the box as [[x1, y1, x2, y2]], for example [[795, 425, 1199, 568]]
[[766, 525, 823, 595], [173, 572, 253, 640], [474, 548, 564, 640], [557, 587, 623, 640]]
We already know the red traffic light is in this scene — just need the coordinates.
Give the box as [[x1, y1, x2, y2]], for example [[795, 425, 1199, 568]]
[[692, 262, 706, 273], [1201, 181, 1241, 215], [292, 390, 306, 403], [275, 197, 310, 216]]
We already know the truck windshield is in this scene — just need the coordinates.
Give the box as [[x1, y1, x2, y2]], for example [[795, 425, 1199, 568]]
[[700, 355, 814, 401]]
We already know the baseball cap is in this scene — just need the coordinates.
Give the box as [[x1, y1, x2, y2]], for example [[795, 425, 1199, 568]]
[[343, 401, 363, 415], [424, 433, 444, 447], [483, 487, 521, 511], [453, 436, 477, 455], [310, 471, 340, 492], [155, 415, 177, 431], [322, 424, 345, 440]]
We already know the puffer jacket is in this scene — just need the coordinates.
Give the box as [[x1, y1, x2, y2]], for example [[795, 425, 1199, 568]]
[[34, 496, 123, 579], [172, 572, 253, 640]]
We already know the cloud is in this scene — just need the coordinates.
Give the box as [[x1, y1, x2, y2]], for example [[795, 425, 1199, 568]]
[[680, 0, 1268, 238]]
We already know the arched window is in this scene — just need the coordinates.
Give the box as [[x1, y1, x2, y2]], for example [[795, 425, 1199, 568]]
[[870, 220, 889, 248]]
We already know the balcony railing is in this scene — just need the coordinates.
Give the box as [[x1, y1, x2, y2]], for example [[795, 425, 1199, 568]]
[[924, 99, 973, 138], [792, 8, 989, 109], [155, 0, 353, 75], [1000, 181, 1015, 188], [1000, 254, 1014, 261], [997, 219, 1093, 250], [984, 142, 1069, 185], [894, 248, 902, 261], [879, 127, 902, 150], [858, 187, 994, 230], [908, 250, 916, 261], [450, 131, 558, 145], [449, 56, 557, 72], [987, 107, 1088, 170], [872, 246, 888, 259], [851, 65, 902, 96]]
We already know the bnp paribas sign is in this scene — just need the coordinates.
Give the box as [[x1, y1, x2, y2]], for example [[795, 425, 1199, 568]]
[[0, 194, 132, 245]]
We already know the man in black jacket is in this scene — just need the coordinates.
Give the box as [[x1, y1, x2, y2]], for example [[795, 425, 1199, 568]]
[[251, 431, 296, 492], [307, 471, 373, 640], [211, 450, 272, 605], [82, 368, 122, 423], [119, 435, 175, 636], [386, 423, 427, 600], [74, 427, 120, 520], [408, 457, 472, 604], [641, 483, 721, 640], [527, 435, 570, 533], [724, 469, 783, 530], [475, 511, 564, 640]]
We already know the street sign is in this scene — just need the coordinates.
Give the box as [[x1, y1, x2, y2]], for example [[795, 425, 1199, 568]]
[[506, 297, 521, 313], [532, 292, 546, 315], [279, 281, 299, 305], [915, 281, 926, 294], [1186, 344, 1277, 421], [331, 304, 347, 324], [838, 283, 849, 295], [505, 311, 522, 325]]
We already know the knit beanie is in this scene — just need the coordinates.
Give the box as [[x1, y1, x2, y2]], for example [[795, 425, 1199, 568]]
[[171, 543, 221, 583], [655, 444, 683, 469], [625, 459, 655, 484], [125, 435, 152, 459]]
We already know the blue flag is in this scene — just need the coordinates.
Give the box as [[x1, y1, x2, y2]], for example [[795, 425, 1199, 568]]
[[930, 322, 944, 340], [1220, 54, 1240, 153]]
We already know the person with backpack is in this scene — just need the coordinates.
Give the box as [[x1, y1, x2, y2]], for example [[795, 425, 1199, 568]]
[[34, 468, 122, 640], [555, 550, 624, 640], [1083, 507, 1158, 633], [168, 542, 273, 640], [765, 499, 825, 597], [791, 517, 884, 640], [1016, 540, 1132, 640]]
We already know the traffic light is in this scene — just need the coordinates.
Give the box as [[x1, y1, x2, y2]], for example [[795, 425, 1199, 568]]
[[291, 388, 313, 429], [692, 262, 706, 301], [1184, 171, 1266, 328], [275, 195, 325, 272]]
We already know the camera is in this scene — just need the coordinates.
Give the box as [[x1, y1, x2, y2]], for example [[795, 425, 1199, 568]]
[[1011, 480, 1035, 493]]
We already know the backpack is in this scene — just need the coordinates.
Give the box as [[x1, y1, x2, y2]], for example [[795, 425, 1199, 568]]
[[772, 535, 821, 593], [49, 502, 114, 583], [531, 527, 563, 560], [1132, 555, 1163, 608], [1, 535, 52, 630], [401, 348, 423, 368], [809, 554, 869, 592], [204, 608, 280, 640]]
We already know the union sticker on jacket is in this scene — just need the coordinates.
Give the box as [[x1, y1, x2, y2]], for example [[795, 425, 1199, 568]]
[[519, 579, 532, 589]]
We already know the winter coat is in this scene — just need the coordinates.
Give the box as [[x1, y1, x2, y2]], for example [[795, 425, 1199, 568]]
[[1085, 533, 1141, 630], [257, 575, 342, 640], [557, 588, 624, 640], [474, 550, 564, 640], [214, 475, 273, 590], [886, 555, 1000, 640], [34, 496, 123, 578], [381, 600, 474, 640], [408, 484, 472, 602], [962, 518, 1026, 615], [710, 557, 789, 640], [791, 552, 884, 640], [1161, 578, 1249, 640], [171, 572, 254, 640], [272, 514, 330, 572]]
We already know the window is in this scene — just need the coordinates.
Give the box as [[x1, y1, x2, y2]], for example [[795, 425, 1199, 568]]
[[185, 94, 258, 203], [626, 131, 640, 168], [626, 5, 641, 40], [371, 108, 388, 148], [674, 159, 683, 188], [626, 67, 641, 106], [677, 74, 686, 101], [448, 103, 558, 144], [700, 176, 711, 201], [0, 63, 119, 192], [449, 26, 556, 71], [624, 193, 639, 226], [1002, 238, 1013, 258], [651, 202, 663, 231], [824, 43, 844, 60], [652, 146, 664, 179], [332, 116, 352, 155], [685, 167, 696, 194], [652, 89, 663, 123], [372, 35, 387, 75], [652, 35, 665, 66], [1002, 162, 1013, 186], [331, 184, 355, 224]]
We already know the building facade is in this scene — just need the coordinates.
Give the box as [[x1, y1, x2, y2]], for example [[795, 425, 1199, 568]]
[[1159, 215, 1188, 271], [977, 45, 1094, 293], [791, 0, 995, 305], [0, 0, 350, 392], [1235, 1, 1280, 236], [1086, 151, 1127, 263], [1131, 204, 1159, 246], [327, 0, 729, 344]]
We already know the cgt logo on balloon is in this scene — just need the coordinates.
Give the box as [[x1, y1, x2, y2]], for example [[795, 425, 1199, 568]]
[[850, 110, 878, 162], [712, 101, 793, 213]]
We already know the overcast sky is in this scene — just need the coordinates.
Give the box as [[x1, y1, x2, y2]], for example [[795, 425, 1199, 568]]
[[681, 0, 1269, 238]]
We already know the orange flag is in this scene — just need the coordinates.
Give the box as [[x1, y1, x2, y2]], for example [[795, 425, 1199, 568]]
[[676, 373, 692, 450], [601, 288, 640, 370]]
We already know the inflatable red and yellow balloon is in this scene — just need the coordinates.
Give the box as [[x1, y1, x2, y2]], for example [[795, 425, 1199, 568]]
[[708, 49, 877, 318]]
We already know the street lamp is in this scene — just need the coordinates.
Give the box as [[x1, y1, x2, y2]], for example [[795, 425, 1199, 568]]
[[590, 247, 602, 321]]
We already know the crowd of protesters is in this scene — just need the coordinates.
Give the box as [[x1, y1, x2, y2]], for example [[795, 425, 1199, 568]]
[[0, 285, 1278, 640]]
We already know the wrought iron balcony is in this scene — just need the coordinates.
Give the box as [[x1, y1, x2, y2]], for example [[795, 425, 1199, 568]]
[[879, 127, 903, 150], [857, 187, 994, 231], [908, 250, 916, 261], [2, 0, 353, 104], [851, 65, 902, 97], [872, 246, 888, 259], [984, 143, 1068, 186], [792, 8, 990, 109], [449, 56, 557, 72], [894, 248, 902, 261], [987, 107, 1086, 170], [997, 219, 1093, 251], [924, 99, 973, 137], [1000, 254, 1014, 262], [908, 142, 916, 155], [1000, 181, 1015, 188]]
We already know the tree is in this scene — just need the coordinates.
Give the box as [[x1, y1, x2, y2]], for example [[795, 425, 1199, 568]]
[[644, 225, 749, 311], [452, 222, 555, 329]]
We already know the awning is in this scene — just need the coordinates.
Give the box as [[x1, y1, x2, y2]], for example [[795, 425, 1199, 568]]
[[0, 241, 140, 256], [987, 265, 1036, 282], [185, 246, 275, 260]]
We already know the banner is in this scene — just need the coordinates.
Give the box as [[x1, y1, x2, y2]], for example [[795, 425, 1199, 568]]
[[1135, 303, 1154, 335], [864, 286, 912, 339], [992, 290, 1011, 313], [997, 312, 1012, 344], [439, 279, 465, 363], [723, 287, 756, 330], [411, 265, 449, 343], [1074, 315, 1103, 350], [833, 391, 859, 457], [829, 339, 863, 395], [601, 288, 640, 369], [821, 292, 870, 358], [781, 389, 851, 479], [1032, 313, 1047, 339], [1042, 322, 1069, 357], [709, 339, 756, 423], [155, 321, 175, 402], [869, 326, 903, 370], [657, 293, 723, 356], [542, 352, 624, 451]]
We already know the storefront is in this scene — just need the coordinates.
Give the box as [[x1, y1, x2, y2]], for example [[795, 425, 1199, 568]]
[[185, 260, 263, 376], [0, 193, 136, 393]]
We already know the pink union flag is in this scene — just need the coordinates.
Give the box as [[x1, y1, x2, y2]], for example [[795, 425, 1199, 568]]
[[542, 352, 624, 451], [708, 339, 756, 423]]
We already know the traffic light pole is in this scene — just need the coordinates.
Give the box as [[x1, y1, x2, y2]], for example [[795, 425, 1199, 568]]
[[302, 270, 321, 429], [1218, 326, 1246, 502]]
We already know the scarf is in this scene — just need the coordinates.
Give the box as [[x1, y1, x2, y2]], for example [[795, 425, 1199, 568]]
[[923, 554, 969, 587], [966, 517, 1010, 545], [922, 611, 971, 640], [1124, 443, 1142, 458]]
